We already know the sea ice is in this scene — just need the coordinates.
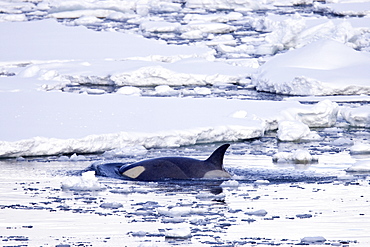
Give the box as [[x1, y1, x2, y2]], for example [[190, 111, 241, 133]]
[[245, 209, 268, 216], [341, 105, 370, 128], [165, 227, 191, 238], [116, 86, 142, 96], [61, 171, 104, 191], [220, 180, 240, 187], [254, 180, 270, 185], [253, 39, 370, 96], [350, 142, 370, 155], [281, 100, 339, 128], [300, 236, 326, 244], [100, 202, 123, 209], [277, 120, 320, 142], [346, 159, 370, 172], [273, 149, 317, 164]]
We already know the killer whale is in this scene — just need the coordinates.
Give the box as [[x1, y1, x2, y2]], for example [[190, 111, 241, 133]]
[[93, 144, 231, 181]]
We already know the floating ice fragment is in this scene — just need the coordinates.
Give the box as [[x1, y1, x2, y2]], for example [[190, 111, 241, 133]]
[[116, 86, 141, 96], [337, 174, 355, 181], [346, 159, 370, 172], [194, 87, 211, 95], [61, 171, 104, 191], [69, 153, 87, 161], [73, 16, 103, 25], [245, 209, 268, 216], [350, 143, 370, 155], [341, 105, 370, 128], [57, 156, 70, 161], [131, 231, 147, 237], [85, 89, 105, 95], [300, 236, 326, 244], [165, 227, 191, 239], [140, 21, 180, 33], [277, 120, 320, 142], [100, 202, 123, 209], [155, 85, 177, 96], [254, 180, 270, 185], [331, 138, 353, 146], [220, 180, 239, 187], [273, 149, 318, 164], [157, 207, 192, 217], [296, 213, 312, 219], [297, 100, 339, 128]]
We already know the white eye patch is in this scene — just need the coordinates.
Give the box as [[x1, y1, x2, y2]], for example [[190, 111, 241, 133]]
[[122, 166, 145, 178]]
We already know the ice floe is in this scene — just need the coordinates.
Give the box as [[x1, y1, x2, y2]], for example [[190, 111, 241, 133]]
[[61, 171, 104, 191], [277, 121, 320, 142], [253, 39, 370, 96], [346, 159, 370, 172], [341, 105, 370, 128], [300, 236, 326, 244], [165, 227, 192, 239], [273, 149, 318, 164], [350, 142, 370, 155], [245, 209, 268, 216]]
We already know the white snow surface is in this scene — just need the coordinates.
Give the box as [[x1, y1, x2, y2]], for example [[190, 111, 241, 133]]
[[253, 39, 370, 96], [0, 11, 370, 157]]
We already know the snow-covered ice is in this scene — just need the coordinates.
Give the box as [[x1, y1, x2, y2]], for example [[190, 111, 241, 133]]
[[253, 39, 370, 96], [61, 171, 105, 191], [1, 1, 370, 246], [341, 105, 370, 128], [273, 149, 318, 164]]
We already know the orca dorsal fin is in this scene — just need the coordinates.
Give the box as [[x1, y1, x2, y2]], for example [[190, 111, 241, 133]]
[[205, 144, 230, 169]]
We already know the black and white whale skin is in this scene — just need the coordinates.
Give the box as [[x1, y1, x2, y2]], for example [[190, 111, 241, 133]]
[[94, 144, 231, 181]]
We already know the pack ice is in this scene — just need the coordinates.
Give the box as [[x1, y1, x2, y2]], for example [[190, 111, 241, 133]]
[[0, 19, 368, 157]]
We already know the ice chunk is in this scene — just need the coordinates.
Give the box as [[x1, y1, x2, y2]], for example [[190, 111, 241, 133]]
[[140, 21, 180, 33], [281, 100, 339, 128], [337, 174, 355, 180], [277, 120, 320, 142], [346, 159, 370, 172], [350, 143, 370, 155], [165, 227, 191, 239], [194, 87, 211, 95], [245, 209, 268, 216], [273, 149, 318, 164], [254, 180, 270, 185], [100, 202, 123, 209], [300, 236, 326, 244], [110, 66, 243, 86], [69, 153, 87, 161], [341, 105, 370, 128], [116, 86, 141, 96], [155, 85, 177, 96], [220, 180, 239, 187], [297, 100, 338, 127], [61, 171, 104, 191], [181, 22, 236, 34]]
